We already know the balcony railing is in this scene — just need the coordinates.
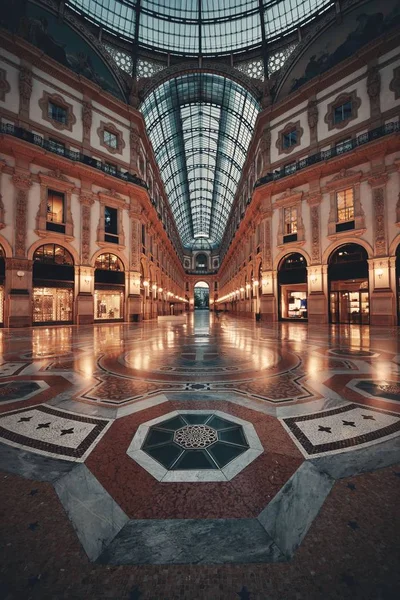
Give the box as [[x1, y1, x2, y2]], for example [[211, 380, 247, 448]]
[[185, 268, 218, 275], [0, 123, 148, 189], [255, 121, 399, 188]]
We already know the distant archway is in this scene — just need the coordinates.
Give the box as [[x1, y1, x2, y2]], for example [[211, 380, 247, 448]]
[[194, 281, 209, 309]]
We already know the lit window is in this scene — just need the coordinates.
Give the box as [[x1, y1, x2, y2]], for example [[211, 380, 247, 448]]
[[47, 190, 65, 224], [283, 129, 297, 149], [284, 206, 297, 235], [48, 102, 67, 125], [104, 130, 118, 149], [336, 188, 354, 222], [334, 101, 352, 125]]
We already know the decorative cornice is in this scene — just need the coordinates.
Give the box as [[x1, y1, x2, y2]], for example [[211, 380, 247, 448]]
[[325, 168, 362, 190]]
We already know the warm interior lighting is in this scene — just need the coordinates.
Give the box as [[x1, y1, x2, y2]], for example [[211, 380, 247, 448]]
[[376, 269, 383, 279], [143, 280, 149, 287]]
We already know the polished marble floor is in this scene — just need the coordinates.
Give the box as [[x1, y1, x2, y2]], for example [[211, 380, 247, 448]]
[[1, 312, 399, 597]]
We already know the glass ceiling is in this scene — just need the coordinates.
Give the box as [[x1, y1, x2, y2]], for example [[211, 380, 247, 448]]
[[67, 0, 334, 56], [141, 73, 259, 249]]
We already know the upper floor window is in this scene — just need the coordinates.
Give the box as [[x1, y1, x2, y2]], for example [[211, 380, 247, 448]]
[[104, 130, 118, 149], [48, 101, 67, 125], [276, 120, 303, 155], [283, 128, 297, 149], [336, 188, 354, 223], [95, 253, 123, 271], [334, 101, 352, 125], [325, 91, 361, 131], [97, 121, 125, 155], [39, 92, 76, 132], [46, 190, 65, 233], [284, 206, 298, 235], [105, 206, 118, 243]]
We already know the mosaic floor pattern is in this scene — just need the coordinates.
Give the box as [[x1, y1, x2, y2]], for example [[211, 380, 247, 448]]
[[0, 312, 400, 575]]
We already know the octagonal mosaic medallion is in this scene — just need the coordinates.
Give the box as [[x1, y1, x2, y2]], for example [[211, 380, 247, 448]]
[[127, 410, 263, 482]]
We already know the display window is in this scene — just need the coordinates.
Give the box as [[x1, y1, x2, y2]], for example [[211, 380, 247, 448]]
[[33, 288, 73, 323], [95, 290, 123, 320], [329, 284, 369, 324], [281, 289, 308, 319]]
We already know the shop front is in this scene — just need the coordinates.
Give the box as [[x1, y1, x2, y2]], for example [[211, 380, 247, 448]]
[[94, 254, 125, 322], [32, 244, 74, 325], [328, 244, 369, 325], [278, 254, 308, 320]]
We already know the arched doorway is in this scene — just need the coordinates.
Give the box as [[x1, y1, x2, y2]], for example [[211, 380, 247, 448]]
[[194, 281, 209, 309], [32, 244, 74, 324], [94, 253, 125, 321], [278, 253, 308, 320], [0, 246, 5, 325], [328, 243, 369, 324]]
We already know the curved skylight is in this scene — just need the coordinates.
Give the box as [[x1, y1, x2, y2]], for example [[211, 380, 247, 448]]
[[67, 0, 334, 56], [141, 73, 259, 249]]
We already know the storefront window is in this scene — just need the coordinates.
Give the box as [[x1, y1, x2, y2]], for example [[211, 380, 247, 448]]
[[282, 290, 307, 319], [33, 288, 73, 323], [95, 290, 123, 320]]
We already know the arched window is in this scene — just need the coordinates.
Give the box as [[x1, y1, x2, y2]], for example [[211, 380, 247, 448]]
[[95, 253, 123, 271], [196, 253, 208, 269], [33, 244, 73, 265]]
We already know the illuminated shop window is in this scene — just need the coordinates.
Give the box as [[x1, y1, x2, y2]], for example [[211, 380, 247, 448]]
[[336, 188, 354, 223], [284, 206, 297, 235]]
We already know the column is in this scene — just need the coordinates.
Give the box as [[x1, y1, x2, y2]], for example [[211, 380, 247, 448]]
[[7, 172, 32, 327], [128, 202, 142, 321], [259, 206, 276, 321], [76, 192, 95, 325], [307, 193, 327, 324]]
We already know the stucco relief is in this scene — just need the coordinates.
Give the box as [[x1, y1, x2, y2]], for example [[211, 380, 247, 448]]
[[18, 65, 32, 118], [310, 204, 320, 264], [82, 101, 92, 145], [12, 173, 32, 258], [80, 194, 94, 265], [307, 98, 318, 146], [367, 65, 381, 119], [389, 66, 400, 100], [0, 68, 11, 102]]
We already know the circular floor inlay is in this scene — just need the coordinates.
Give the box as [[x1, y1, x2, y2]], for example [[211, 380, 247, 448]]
[[127, 410, 264, 482], [174, 425, 217, 449]]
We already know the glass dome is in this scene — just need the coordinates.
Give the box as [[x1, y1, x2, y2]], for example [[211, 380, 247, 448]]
[[67, 0, 334, 56]]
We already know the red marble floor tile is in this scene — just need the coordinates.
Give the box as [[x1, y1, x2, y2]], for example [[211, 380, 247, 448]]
[[86, 400, 302, 519]]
